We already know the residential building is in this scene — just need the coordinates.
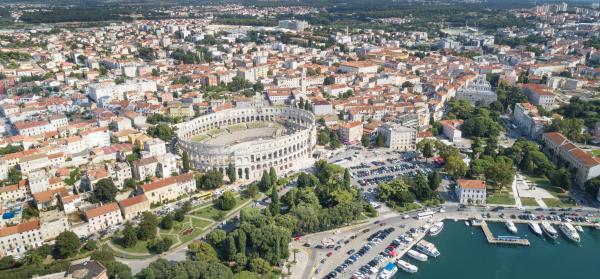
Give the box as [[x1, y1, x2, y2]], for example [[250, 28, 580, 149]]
[[138, 173, 195, 205], [0, 220, 43, 256], [439, 119, 464, 142], [512, 102, 552, 139], [118, 195, 150, 220], [339, 121, 363, 144], [143, 138, 166, 158], [85, 203, 124, 234], [455, 75, 497, 105], [455, 179, 487, 205], [542, 132, 600, 191], [522, 84, 556, 110], [378, 123, 417, 151]]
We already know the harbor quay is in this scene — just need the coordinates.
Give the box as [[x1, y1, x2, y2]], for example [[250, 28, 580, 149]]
[[293, 205, 600, 279]]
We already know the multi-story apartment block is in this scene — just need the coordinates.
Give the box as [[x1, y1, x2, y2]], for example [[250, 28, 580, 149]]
[[81, 127, 110, 149], [455, 75, 497, 105], [118, 195, 150, 220], [85, 203, 124, 234], [439, 119, 464, 142], [456, 179, 486, 205], [339, 121, 363, 144], [378, 123, 417, 151], [138, 173, 195, 205], [522, 84, 556, 110], [0, 220, 43, 256], [512, 103, 552, 139], [542, 133, 600, 196], [143, 138, 167, 158]]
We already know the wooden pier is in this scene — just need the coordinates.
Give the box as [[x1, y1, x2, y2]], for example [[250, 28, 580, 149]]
[[474, 221, 530, 246]]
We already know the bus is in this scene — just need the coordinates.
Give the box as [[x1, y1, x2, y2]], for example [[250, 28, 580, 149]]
[[197, 191, 213, 200], [416, 210, 434, 220]]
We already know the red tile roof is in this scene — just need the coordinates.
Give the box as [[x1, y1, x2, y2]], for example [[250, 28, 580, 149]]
[[457, 179, 486, 190], [85, 203, 120, 219]]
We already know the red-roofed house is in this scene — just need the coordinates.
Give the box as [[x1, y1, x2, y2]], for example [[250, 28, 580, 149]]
[[0, 220, 43, 256], [138, 173, 195, 205], [118, 195, 150, 220], [85, 203, 123, 234], [456, 179, 486, 205], [542, 132, 600, 196], [339, 121, 363, 144]]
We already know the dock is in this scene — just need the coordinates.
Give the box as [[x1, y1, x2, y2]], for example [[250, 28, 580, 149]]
[[474, 221, 530, 246]]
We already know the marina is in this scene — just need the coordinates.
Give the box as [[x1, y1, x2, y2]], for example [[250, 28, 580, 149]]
[[391, 221, 600, 279], [475, 221, 531, 246]]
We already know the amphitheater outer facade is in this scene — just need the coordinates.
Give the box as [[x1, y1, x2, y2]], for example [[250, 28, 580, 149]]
[[176, 106, 317, 181]]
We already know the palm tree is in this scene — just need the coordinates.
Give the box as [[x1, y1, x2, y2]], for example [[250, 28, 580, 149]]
[[292, 248, 300, 263]]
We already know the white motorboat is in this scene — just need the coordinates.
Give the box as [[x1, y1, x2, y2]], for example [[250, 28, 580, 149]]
[[395, 259, 418, 273], [528, 222, 542, 236], [575, 225, 584, 233], [541, 221, 558, 239], [378, 262, 398, 279], [558, 223, 581, 243], [465, 221, 470, 226], [506, 221, 518, 234], [415, 240, 440, 257], [406, 249, 428, 261], [428, 221, 444, 236], [595, 224, 600, 230]]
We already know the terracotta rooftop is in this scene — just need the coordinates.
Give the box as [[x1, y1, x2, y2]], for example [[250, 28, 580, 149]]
[[141, 173, 194, 193], [457, 179, 486, 190], [118, 195, 148, 208], [85, 203, 120, 220], [0, 219, 40, 237]]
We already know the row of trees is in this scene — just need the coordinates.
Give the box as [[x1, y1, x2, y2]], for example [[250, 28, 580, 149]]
[[377, 171, 442, 208]]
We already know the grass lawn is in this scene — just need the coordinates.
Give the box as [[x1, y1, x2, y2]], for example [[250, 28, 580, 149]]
[[193, 197, 248, 220], [191, 218, 212, 229], [591, 150, 600, 156], [520, 197, 539, 207], [393, 202, 421, 213], [486, 191, 515, 205], [111, 237, 151, 254], [524, 175, 577, 207]]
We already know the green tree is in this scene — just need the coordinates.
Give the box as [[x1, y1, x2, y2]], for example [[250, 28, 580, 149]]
[[182, 151, 190, 173], [54, 231, 80, 259], [269, 167, 277, 185], [550, 168, 572, 191], [329, 131, 342, 149], [93, 178, 117, 203], [147, 124, 174, 142], [269, 184, 280, 215], [317, 129, 330, 145], [249, 258, 272, 276], [343, 169, 351, 188], [187, 241, 218, 261], [584, 177, 600, 198], [422, 141, 433, 158], [138, 212, 159, 240], [428, 171, 441, 191], [160, 214, 174, 230], [216, 191, 236, 211], [361, 134, 370, 147], [198, 170, 224, 190], [258, 170, 271, 192], [226, 163, 237, 183], [121, 222, 138, 248], [376, 133, 386, 148], [444, 154, 468, 178], [147, 237, 173, 254]]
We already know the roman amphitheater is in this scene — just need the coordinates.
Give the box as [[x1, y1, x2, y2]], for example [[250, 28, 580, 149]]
[[176, 106, 317, 180]]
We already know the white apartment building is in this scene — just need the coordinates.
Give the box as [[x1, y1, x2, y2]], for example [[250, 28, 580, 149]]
[[455, 75, 497, 105], [65, 136, 87, 154], [85, 203, 124, 234], [87, 80, 157, 106], [139, 173, 195, 205], [143, 138, 167, 158], [338, 61, 379, 74], [339, 121, 363, 144], [378, 123, 417, 151], [522, 84, 556, 110], [13, 120, 56, 137], [81, 127, 110, 148], [512, 103, 552, 139], [456, 179, 487, 205], [0, 220, 43, 256], [0, 160, 7, 180], [439, 119, 464, 142]]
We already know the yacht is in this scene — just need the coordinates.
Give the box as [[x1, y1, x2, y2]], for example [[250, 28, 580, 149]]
[[575, 225, 584, 233], [378, 262, 398, 279], [415, 240, 440, 257], [406, 249, 428, 261], [528, 222, 542, 236], [558, 223, 581, 243], [506, 221, 518, 234], [541, 222, 558, 239], [594, 224, 600, 230], [428, 221, 444, 236], [395, 259, 418, 273]]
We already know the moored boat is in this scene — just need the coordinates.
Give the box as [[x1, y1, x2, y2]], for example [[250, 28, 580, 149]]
[[415, 240, 440, 257], [378, 262, 398, 279], [406, 249, 428, 261], [541, 221, 558, 239], [558, 223, 581, 243], [506, 221, 518, 234], [428, 221, 444, 236], [395, 259, 418, 273], [528, 222, 542, 236], [575, 225, 584, 233]]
